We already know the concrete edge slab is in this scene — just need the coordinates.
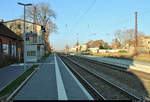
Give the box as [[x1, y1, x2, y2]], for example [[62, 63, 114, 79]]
[[57, 55, 94, 100], [54, 54, 68, 100], [129, 66, 150, 74]]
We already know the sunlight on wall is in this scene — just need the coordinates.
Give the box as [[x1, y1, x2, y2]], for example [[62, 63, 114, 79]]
[[127, 67, 150, 100]]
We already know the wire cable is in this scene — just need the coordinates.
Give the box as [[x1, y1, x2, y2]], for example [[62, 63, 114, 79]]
[[74, 0, 97, 26]]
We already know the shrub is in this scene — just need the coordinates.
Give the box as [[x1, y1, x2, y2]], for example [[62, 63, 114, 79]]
[[42, 52, 51, 61], [119, 50, 127, 53], [0, 54, 19, 68]]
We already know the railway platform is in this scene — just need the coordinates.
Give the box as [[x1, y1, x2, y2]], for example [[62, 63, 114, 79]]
[[13, 53, 93, 100], [76, 54, 150, 73]]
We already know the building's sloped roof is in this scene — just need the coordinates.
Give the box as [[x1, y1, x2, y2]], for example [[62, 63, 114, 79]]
[[86, 40, 101, 48], [144, 36, 150, 39], [0, 23, 23, 41], [4, 19, 41, 26], [138, 35, 150, 39]]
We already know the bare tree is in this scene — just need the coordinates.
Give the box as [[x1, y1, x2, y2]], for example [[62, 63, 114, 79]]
[[114, 29, 144, 47], [24, 2, 57, 44], [99, 40, 104, 49], [111, 38, 121, 49]]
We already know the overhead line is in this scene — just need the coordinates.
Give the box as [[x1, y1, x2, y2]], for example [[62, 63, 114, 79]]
[[74, 0, 97, 26]]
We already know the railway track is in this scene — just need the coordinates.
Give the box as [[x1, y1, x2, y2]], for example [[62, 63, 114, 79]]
[[59, 54, 141, 100], [65, 54, 147, 99], [72, 55, 130, 72], [59, 55, 105, 100]]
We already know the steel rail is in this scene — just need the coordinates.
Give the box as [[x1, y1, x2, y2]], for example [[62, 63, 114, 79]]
[[71, 55, 134, 75], [61, 55, 142, 100], [59, 55, 106, 100]]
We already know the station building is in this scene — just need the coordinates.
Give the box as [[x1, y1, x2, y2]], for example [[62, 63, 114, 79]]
[[0, 23, 23, 57], [4, 19, 46, 62]]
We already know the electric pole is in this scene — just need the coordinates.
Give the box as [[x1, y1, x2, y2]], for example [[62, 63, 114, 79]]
[[77, 39, 79, 53], [18, 2, 32, 70], [33, 6, 37, 33], [76, 33, 79, 53], [135, 12, 138, 51]]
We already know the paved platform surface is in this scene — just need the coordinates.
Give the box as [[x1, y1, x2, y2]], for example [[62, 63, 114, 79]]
[[14, 54, 93, 100], [0, 63, 32, 92]]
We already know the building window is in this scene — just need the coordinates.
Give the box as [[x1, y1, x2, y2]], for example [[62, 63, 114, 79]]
[[31, 51, 36, 56], [16, 44, 18, 56], [33, 36, 37, 43], [27, 51, 30, 56], [26, 36, 29, 41], [27, 51, 36, 56], [29, 25, 33, 32], [9, 23, 13, 29], [0, 39, 2, 53], [17, 24, 21, 29]]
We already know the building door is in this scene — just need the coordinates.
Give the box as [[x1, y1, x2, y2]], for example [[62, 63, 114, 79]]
[[13, 43, 16, 57], [0, 39, 2, 53], [16, 43, 18, 57], [37, 45, 40, 56], [8, 41, 12, 56]]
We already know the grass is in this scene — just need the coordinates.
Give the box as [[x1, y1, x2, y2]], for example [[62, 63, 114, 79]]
[[0, 65, 39, 98]]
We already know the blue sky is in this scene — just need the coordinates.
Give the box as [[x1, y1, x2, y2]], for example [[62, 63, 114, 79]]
[[1, 0, 150, 50]]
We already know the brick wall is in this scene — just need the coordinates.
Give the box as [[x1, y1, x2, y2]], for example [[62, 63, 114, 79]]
[[0, 35, 23, 57]]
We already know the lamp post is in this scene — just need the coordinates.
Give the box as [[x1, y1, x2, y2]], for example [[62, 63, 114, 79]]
[[18, 2, 32, 70]]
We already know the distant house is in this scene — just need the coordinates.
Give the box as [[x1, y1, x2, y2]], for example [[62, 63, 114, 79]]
[[120, 35, 150, 53], [86, 40, 100, 53], [0, 23, 23, 57], [109, 44, 117, 49], [73, 42, 81, 52], [69, 48, 76, 52], [80, 44, 87, 52], [138, 35, 150, 53], [111, 38, 121, 49], [85, 40, 111, 53], [70, 40, 110, 53], [87, 40, 100, 48]]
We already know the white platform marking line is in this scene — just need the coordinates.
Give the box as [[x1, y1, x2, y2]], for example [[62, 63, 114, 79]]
[[57, 55, 94, 100], [54, 54, 68, 100]]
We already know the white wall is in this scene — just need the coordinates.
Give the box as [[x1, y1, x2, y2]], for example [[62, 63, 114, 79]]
[[26, 45, 37, 62], [89, 48, 99, 53], [98, 49, 127, 53]]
